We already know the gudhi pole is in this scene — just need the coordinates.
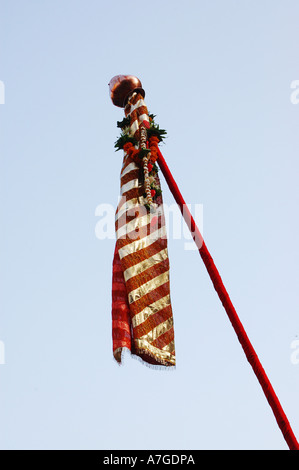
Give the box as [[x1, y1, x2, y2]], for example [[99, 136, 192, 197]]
[[109, 75, 299, 450]]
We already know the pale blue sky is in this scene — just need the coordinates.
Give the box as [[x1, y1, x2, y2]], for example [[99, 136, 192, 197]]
[[1, 0, 299, 450]]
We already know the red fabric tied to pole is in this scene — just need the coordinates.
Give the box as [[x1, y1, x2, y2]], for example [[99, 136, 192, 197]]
[[111, 92, 175, 367]]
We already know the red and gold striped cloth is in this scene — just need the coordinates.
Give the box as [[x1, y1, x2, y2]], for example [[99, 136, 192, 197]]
[[112, 93, 175, 367]]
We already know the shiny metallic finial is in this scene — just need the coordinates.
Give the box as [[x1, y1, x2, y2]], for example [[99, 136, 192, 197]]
[[108, 75, 145, 107]]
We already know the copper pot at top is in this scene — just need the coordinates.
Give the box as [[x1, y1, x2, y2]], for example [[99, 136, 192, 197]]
[[109, 75, 145, 108]]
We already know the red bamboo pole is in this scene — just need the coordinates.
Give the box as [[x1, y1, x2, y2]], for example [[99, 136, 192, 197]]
[[157, 146, 299, 451]]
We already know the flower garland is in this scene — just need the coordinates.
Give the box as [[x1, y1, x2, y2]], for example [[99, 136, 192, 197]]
[[140, 125, 153, 206], [115, 114, 166, 209]]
